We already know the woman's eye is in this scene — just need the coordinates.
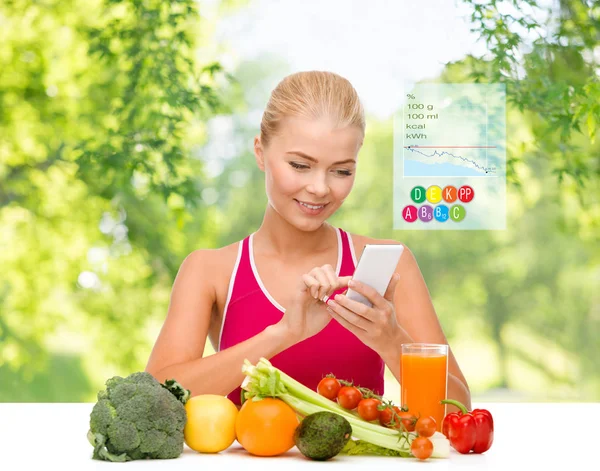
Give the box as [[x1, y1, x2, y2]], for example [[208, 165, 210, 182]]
[[289, 161, 352, 176], [289, 162, 308, 170]]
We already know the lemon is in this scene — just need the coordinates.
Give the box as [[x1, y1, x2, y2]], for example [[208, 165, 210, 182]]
[[184, 394, 239, 453]]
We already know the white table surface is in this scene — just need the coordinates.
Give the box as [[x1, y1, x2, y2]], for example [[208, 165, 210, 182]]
[[1, 402, 597, 470]]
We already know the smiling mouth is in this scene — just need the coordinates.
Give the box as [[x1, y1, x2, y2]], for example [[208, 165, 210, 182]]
[[295, 199, 328, 209]]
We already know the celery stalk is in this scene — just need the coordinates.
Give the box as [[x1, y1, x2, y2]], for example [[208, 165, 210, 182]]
[[240, 358, 450, 458]]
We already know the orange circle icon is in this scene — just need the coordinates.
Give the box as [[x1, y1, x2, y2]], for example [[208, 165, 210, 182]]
[[442, 186, 457, 203]]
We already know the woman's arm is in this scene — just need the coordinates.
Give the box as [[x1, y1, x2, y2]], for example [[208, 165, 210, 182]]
[[380, 244, 472, 411], [145, 249, 297, 398]]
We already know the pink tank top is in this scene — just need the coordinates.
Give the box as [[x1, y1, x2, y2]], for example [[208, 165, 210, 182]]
[[218, 227, 385, 405]]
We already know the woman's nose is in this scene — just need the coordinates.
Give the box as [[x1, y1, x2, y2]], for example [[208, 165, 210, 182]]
[[306, 176, 330, 198]]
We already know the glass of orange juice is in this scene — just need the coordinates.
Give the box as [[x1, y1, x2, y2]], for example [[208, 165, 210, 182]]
[[401, 343, 448, 432]]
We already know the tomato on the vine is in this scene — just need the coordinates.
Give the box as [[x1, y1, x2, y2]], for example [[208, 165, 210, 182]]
[[397, 411, 417, 432], [357, 398, 381, 421], [378, 405, 399, 427], [379, 405, 417, 431], [317, 377, 341, 401], [337, 386, 362, 410], [411, 436, 433, 460], [415, 416, 436, 438]]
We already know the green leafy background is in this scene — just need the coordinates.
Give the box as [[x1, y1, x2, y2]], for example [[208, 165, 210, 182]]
[[1, 0, 598, 402]]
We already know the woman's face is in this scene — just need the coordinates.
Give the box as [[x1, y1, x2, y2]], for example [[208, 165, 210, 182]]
[[254, 115, 363, 231]]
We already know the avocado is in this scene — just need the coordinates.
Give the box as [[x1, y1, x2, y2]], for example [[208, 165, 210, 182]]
[[294, 411, 352, 461]]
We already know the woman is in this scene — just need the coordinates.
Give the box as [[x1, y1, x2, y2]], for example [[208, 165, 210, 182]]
[[145, 71, 471, 411]]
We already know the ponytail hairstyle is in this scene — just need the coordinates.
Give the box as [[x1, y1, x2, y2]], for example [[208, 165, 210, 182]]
[[259, 71, 365, 148]]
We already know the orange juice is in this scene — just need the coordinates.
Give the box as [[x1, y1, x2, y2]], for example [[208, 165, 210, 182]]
[[401, 350, 448, 432]]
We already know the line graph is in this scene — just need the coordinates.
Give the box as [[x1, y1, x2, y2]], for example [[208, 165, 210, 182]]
[[404, 145, 498, 176], [399, 84, 505, 178]]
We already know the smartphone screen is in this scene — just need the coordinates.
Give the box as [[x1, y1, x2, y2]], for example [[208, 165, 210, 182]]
[[345, 244, 404, 307]]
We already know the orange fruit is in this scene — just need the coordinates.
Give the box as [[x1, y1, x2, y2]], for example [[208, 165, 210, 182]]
[[235, 397, 299, 456]]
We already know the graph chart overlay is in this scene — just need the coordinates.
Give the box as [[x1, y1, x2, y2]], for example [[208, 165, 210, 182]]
[[393, 84, 506, 230]]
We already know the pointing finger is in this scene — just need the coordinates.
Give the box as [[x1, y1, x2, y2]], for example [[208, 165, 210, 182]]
[[321, 265, 338, 301], [313, 269, 332, 301], [322, 275, 353, 303], [301, 274, 320, 299]]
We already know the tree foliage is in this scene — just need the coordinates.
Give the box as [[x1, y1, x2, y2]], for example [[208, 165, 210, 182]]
[[463, 0, 599, 202], [0, 0, 231, 400]]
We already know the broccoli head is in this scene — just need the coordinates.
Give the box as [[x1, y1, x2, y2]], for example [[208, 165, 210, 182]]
[[88, 371, 191, 462]]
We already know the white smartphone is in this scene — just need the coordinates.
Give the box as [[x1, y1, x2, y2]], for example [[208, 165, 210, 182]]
[[345, 244, 404, 307]]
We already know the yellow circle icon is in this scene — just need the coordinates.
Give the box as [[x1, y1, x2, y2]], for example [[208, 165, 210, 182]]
[[426, 185, 442, 204]]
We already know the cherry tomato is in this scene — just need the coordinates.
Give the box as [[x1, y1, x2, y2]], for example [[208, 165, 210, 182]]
[[411, 436, 433, 460], [415, 416, 437, 438], [337, 386, 363, 410], [397, 411, 417, 431], [379, 406, 416, 431], [378, 405, 398, 427], [317, 377, 341, 401], [357, 398, 381, 421]]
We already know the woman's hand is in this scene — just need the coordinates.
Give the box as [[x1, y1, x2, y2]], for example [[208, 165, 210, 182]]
[[325, 274, 409, 356], [278, 264, 352, 343]]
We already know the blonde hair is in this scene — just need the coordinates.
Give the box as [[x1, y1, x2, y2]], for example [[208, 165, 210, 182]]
[[260, 71, 365, 148]]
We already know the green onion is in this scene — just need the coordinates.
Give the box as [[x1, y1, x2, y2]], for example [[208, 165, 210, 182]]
[[240, 358, 450, 458]]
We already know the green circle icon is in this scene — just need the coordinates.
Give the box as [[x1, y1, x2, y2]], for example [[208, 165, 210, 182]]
[[410, 186, 426, 204], [450, 204, 466, 222]]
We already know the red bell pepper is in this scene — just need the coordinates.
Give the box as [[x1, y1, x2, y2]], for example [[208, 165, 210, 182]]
[[440, 399, 494, 454]]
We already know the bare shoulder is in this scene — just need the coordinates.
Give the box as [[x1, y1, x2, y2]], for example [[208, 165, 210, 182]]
[[182, 240, 242, 286]]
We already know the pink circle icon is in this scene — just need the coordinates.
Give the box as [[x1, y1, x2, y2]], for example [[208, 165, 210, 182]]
[[402, 205, 418, 223]]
